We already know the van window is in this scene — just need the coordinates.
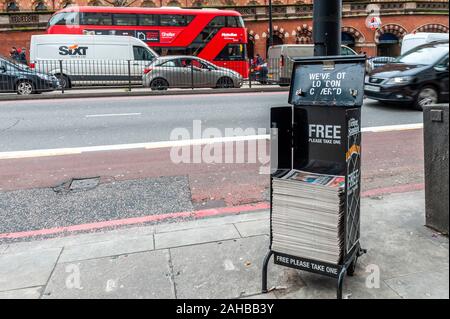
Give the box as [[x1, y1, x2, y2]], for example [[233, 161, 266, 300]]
[[82, 12, 113, 26], [113, 14, 137, 26], [133, 46, 154, 61]]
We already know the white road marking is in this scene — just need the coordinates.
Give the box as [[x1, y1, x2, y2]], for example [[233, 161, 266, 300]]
[[0, 123, 423, 160], [85, 113, 142, 118], [361, 123, 423, 132]]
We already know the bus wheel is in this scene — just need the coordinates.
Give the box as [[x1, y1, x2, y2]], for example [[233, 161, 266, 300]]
[[216, 77, 234, 89], [150, 78, 169, 91]]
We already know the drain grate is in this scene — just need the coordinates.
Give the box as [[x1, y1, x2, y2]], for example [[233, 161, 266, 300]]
[[69, 177, 100, 191]]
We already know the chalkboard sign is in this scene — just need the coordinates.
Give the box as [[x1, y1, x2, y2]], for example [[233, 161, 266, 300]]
[[288, 55, 366, 107]]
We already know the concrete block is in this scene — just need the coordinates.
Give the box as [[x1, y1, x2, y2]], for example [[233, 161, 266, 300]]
[[423, 104, 449, 234]]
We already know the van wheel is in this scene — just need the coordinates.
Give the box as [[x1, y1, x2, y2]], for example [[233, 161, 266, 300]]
[[150, 78, 169, 91], [216, 77, 234, 88], [413, 86, 438, 111], [16, 80, 34, 95], [56, 74, 71, 89]]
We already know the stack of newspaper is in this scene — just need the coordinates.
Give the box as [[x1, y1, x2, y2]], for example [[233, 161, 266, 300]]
[[271, 169, 345, 264]]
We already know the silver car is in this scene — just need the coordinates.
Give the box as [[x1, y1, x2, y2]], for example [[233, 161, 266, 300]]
[[143, 56, 243, 90]]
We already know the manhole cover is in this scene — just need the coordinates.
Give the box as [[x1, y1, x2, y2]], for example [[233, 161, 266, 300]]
[[69, 177, 100, 191]]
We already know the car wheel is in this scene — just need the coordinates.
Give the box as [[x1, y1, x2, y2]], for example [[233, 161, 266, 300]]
[[56, 74, 70, 89], [16, 80, 34, 95], [413, 86, 438, 111], [216, 77, 234, 89], [150, 78, 169, 91]]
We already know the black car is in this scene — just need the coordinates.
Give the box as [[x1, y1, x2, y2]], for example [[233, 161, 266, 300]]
[[0, 57, 60, 95], [365, 41, 449, 110]]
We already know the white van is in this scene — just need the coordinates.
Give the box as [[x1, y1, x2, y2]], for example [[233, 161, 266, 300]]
[[30, 34, 158, 88], [267, 44, 357, 86], [401, 33, 449, 55]]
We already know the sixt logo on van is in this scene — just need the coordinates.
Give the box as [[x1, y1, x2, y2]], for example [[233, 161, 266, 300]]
[[59, 44, 88, 56]]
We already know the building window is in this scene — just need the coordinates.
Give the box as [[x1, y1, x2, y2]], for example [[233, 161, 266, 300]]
[[62, 0, 73, 8], [35, 1, 48, 11], [88, 0, 103, 6], [141, 0, 156, 6], [6, 1, 20, 12], [167, 0, 181, 7]]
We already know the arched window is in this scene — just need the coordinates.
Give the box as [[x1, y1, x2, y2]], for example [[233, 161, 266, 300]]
[[88, 0, 103, 6], [192, 0, 204, 7], [141, 0, 156, 6], [35, 1, 48, 11], [167, 0, 181, 6], [223, 0, 236, 6], [247, 0, 260, 4], [61, 0, 73, 8], [6, 1, 20, 11]]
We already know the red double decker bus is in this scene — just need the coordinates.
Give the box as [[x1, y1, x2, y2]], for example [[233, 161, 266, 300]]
[[46, 6, 249, 77]]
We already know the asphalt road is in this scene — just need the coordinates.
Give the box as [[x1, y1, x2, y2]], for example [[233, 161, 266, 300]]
[[0, 92, 423, 152], [0, 92, 426, 239]]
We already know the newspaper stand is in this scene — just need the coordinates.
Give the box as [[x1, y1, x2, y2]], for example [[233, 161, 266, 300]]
[[262, 55, 367, 299]]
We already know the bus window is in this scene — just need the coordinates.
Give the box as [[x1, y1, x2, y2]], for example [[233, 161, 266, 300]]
[[209, 16, 226, 28], [215, 44, 246, 61], [227, 16, 239, 28], [160, 15, 194, 27], [48, 11, 79, 26], [81, 12, 112, 25], [113, 14, 137, 26], [139, 14, 159, 26], [133, 46, 155, 61]]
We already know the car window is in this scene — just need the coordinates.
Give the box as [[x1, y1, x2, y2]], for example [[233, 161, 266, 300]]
[[394, 43, 449, 66], [435, 55, 449, 69], [192, 59, 211, 70], [179, 58, 194, 68], [159, 60, 179, 68]]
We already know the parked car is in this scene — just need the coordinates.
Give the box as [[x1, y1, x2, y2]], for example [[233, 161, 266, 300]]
[[30, 34, 158, 88], [365, 41, 449, 110], [0, 56, 60, 95], [143, 56, 243, 90], [266, 44, 358, 86], [366, 56, 396, 73], [401, 32, 449, 55]]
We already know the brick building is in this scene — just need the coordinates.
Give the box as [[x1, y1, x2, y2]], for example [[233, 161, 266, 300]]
[[0, 0, 448, 58]]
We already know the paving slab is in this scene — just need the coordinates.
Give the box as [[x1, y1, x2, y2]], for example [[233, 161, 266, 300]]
[[0, 248, 61, 292], [155, 224, 240, 249], [59, 234, 155, 263], [43, 250, 174, 299], [385, 270, 449, 299], [5, 225, 155, 254], [0, 287, 43, 299], [170, 235, 290, 299], [154, 211, 268, 234], [234, 219, 269, 237]]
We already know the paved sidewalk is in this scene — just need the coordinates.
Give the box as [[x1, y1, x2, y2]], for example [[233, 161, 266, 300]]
[[0, 191, 448, 299]]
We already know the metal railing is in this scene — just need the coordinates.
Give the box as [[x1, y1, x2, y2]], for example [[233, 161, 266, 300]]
[[1, 58, 286, 95]]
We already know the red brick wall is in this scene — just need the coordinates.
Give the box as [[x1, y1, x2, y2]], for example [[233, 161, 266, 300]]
[[0, 30, 46, 58]]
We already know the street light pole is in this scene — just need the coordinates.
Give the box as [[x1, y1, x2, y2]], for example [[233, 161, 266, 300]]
[[268, 0, 273, 48], [313, 0, 342, 56]]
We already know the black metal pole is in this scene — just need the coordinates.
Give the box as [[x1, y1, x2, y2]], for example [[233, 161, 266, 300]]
[[313, 0, 342, 56], [268, 0, 273, 49]]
